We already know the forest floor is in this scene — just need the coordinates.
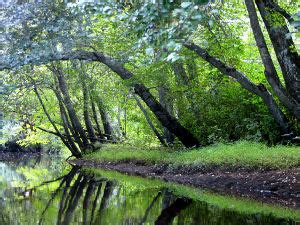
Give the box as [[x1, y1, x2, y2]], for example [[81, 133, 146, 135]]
[[71, 141, 300, 208]]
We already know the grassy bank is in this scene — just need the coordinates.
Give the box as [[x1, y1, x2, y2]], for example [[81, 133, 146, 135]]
[[85, 141, 300, 169]]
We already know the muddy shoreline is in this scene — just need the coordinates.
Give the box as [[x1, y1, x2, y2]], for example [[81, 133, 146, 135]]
[[70, 159, 300, 209]]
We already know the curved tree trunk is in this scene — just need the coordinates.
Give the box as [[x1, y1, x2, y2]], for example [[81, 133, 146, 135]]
[[33, 85, 81, 157], [1, 50, 201, 147], [52, 85, 84, 149]]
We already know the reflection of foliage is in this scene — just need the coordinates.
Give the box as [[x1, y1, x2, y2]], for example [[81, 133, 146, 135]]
[[87, 168, 300, 221], [0, 164, 299, 224]]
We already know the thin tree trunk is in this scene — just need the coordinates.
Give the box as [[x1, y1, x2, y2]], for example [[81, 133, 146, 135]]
[[245, 0, 300, 119], [32, 83, 81, 157], [133, 94, 166, 146], [53, 86, 84, 155], [172, 62, 189, 85], [172, 61, 200, 120], [55, 90, 82, 157], [1, 49, 201, 147], [185, 43, 292, 134], [91, 98, 104, 140], [255, 0, 300, 103], [186, 58, 197, 81], [81, 75, 97, 143], [96, 97, 115, 141], [51, 65, 90, 148]]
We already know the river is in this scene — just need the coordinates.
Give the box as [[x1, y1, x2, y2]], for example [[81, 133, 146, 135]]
[[0, 154, 298, 225]]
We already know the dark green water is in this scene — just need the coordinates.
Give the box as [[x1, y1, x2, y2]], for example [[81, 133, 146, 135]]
[[0, 155, 299, 225]]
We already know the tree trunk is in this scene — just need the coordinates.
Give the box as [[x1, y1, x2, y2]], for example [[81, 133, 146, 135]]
[[133, 94, 167, 146], [91, 98, 105, 140], [185, 43, 292, 134], [158, 86, 175, 145], [51, 65, 90, 148], [172, 61, 189, 85], [1, 50, 200, 147], [52, 85, 83, 146], [81, 75, 97, 143], [53, 88, 82, 157], [134, 83, 199, 147], [255, 0, 300, 103], [96, 97, 115, 142], [245, 0, 300, 119], [172, 61, 200, 120], [33, 85, 81, 157]]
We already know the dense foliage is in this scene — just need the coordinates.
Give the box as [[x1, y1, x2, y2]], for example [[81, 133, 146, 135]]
[[0, 0, 299, 157]]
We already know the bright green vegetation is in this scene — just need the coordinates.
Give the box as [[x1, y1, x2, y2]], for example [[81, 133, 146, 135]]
[[1, 157, 299, 225], [86, 141, 300, 169], [85, 167, 300, 220], [1, 1, 300, 159], [1, 1, 300, 220]]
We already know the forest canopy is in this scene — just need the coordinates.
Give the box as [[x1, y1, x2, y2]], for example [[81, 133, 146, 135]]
[[0, 0, 299, 157]]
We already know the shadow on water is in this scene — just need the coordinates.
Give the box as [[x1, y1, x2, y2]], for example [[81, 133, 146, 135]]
[[0, 158, 299, 225]]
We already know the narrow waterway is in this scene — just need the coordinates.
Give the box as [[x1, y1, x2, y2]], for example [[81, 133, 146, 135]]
[[0, 155, 298, 225]]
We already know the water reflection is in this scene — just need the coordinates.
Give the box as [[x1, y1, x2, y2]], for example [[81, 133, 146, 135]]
[[0, 158, 298, 225], [38, 167, 192, 225]]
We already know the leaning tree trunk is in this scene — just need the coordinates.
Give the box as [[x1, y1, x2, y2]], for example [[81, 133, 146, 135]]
[[1, 49, 200, 147], [91, 98, 105, 140], [53, 85, 84, 150], [255, 0, 300, 103], [96, 97, 115, 142], [54, 88, 82, 157], [51, 65, 90, 147], [185, 43, 292, 134], [158, 86, 175, 145], [81, 75, 97, 143], [133, 94, 166, 146], [33, 85, 81, 157], [245, 0, 300, 120]]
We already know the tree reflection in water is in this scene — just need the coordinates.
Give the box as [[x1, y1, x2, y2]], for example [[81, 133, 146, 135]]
[[1, 164, 296, 225], [37, 167, 192, 225]]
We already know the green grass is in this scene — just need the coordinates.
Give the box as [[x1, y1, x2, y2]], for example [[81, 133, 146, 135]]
[[86, 141, 300, 169], [84, 167, 300, 220]]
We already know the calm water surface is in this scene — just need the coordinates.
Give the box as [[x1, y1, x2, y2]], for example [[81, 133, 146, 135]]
[[0, 155, 299, 225]]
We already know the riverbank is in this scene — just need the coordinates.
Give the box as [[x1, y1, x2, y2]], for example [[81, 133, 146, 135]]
[[71, 141, 300, 208]]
